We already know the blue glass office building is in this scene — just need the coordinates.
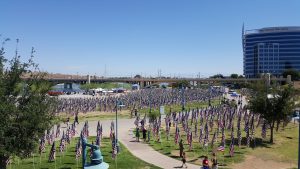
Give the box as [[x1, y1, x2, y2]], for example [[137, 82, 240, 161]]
[[243, 26, 300, 78]]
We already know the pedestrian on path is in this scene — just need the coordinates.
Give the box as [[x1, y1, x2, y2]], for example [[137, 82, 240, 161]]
[[211, 153, 218, 169], [179, 139, 184, 157], [147, 125, 151, 142], [181, 152, 187, 168], [136, 127, 140, 142], [142, 127, 147, 142], [75, 113, 79, 125]]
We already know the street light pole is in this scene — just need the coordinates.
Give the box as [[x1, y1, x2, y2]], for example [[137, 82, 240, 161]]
[[115, 99, 124, 153], [181, 84, 185, 111], [298, 109, 300, 169], [115, 99, 119, 153]]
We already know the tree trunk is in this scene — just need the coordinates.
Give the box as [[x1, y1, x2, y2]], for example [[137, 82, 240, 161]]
[[270, 121, 275, 143], [276, 121, 280, 132], [0, 155, 8, 169]]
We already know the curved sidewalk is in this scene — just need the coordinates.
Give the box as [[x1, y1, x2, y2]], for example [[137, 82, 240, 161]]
[[59, 118, 200, 169], [118, 123, 200, 169]]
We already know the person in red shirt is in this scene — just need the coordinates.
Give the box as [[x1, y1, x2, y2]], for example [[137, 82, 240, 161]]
[[202, 156, 210, 169]]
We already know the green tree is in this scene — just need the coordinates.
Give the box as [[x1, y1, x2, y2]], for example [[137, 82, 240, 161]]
[[210, 74, 224, 79], [248, 81, 296, 143], [282, 69, 300, 81], [238, 75, 244, 78], [230, 73, 239, 78], [0, 40, 56, 168], [172, 80, 190, 88]]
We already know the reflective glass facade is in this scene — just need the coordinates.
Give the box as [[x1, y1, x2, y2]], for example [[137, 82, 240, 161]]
[[243, 26, 300, 78]]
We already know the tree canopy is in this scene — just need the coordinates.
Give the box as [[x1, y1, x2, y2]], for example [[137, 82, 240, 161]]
[[0, 39, 56, 168], [248, 81, 296, 143], [282, 69, 300, 81], [230, 73, 239, 79], [210, 74, 224, 79]]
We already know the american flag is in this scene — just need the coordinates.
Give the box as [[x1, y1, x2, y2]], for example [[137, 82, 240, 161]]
[[5, 158, 11, 165], [97, 121, 100, 132], [112, 146, 117, 159], [221, 127, 225, 147], [100, 124, 103, 139], [56, 124, 61, 138], [211, 131, 216, 148], [217, 146, 225, 152], [96, 132, 101, 146], [229, 141, 234, 157], [75, 140, 81, 160], [229, 126, 235, 157], [59, 137, 65, 152], [65, 128, 70, 144], [261, 120, 267, 139], [174, 124, 180, 144], [48, 142, 56, 162], [39, 136, 46, 154], [246, 128, 250, 147], [198, 127, 203, 144], [189, 131, 193, 151]]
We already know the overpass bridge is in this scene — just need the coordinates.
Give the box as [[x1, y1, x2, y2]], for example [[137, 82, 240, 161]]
[[38, 75, 287, 88]]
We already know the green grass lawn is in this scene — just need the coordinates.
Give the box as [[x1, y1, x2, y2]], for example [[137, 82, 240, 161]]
[[141, 120, 298, 168], [249, 123, 298, 164], [9, 137, 161, 169], [139, 99, 220, 118], [57, 99, 220, 124], [58, 110, 132, 123]]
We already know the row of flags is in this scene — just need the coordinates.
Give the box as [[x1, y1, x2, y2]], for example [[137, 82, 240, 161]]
[[55, 88, 222, 115], [135, 104, 269, 157]]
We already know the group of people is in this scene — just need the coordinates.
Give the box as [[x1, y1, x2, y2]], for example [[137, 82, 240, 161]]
[[179, 139, 218, 169]]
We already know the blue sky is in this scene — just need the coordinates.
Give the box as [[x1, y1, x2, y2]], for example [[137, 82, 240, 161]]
[[1, 0, 300, 77]]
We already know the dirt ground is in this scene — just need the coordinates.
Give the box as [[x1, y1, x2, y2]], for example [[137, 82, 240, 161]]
[[231, 155, 296, 169]]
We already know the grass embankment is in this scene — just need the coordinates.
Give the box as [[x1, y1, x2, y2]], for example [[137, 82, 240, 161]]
[[142, 120, 298, 169], [80, 82, 132, 90], [10, 137, 161, 169], [58, 110, 131, 123]]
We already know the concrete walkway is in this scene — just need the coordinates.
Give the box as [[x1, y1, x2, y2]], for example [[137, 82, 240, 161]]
[[59, 118, 200, 169]]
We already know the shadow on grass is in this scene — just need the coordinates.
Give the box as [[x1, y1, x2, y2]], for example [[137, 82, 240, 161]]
[[189, 158, 198, 162], [224, 137, 272, 149]]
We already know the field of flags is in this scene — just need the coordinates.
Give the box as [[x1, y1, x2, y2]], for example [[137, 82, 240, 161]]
[[9, 119, 158, 169], [54, 88, 222, 115], [134, 101, 270, 166]]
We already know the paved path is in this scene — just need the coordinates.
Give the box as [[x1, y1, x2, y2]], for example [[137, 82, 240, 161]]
[[59, 118, 200, 169]]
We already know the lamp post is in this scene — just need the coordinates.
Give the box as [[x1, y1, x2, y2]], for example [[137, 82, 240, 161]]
[[181, 84, 185, 111], [297, 109, 300, 169], [115, 98, 125, 153]]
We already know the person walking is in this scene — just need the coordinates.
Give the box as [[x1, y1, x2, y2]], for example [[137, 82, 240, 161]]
[[142, 127, 147, 142], [75, 113, 79, 125], [147, 125, 151, 142], [211, 153, 218, 169], [179, 139, 184, 157], [181, 152, 187, 168], [136, 127, 140, 142]]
